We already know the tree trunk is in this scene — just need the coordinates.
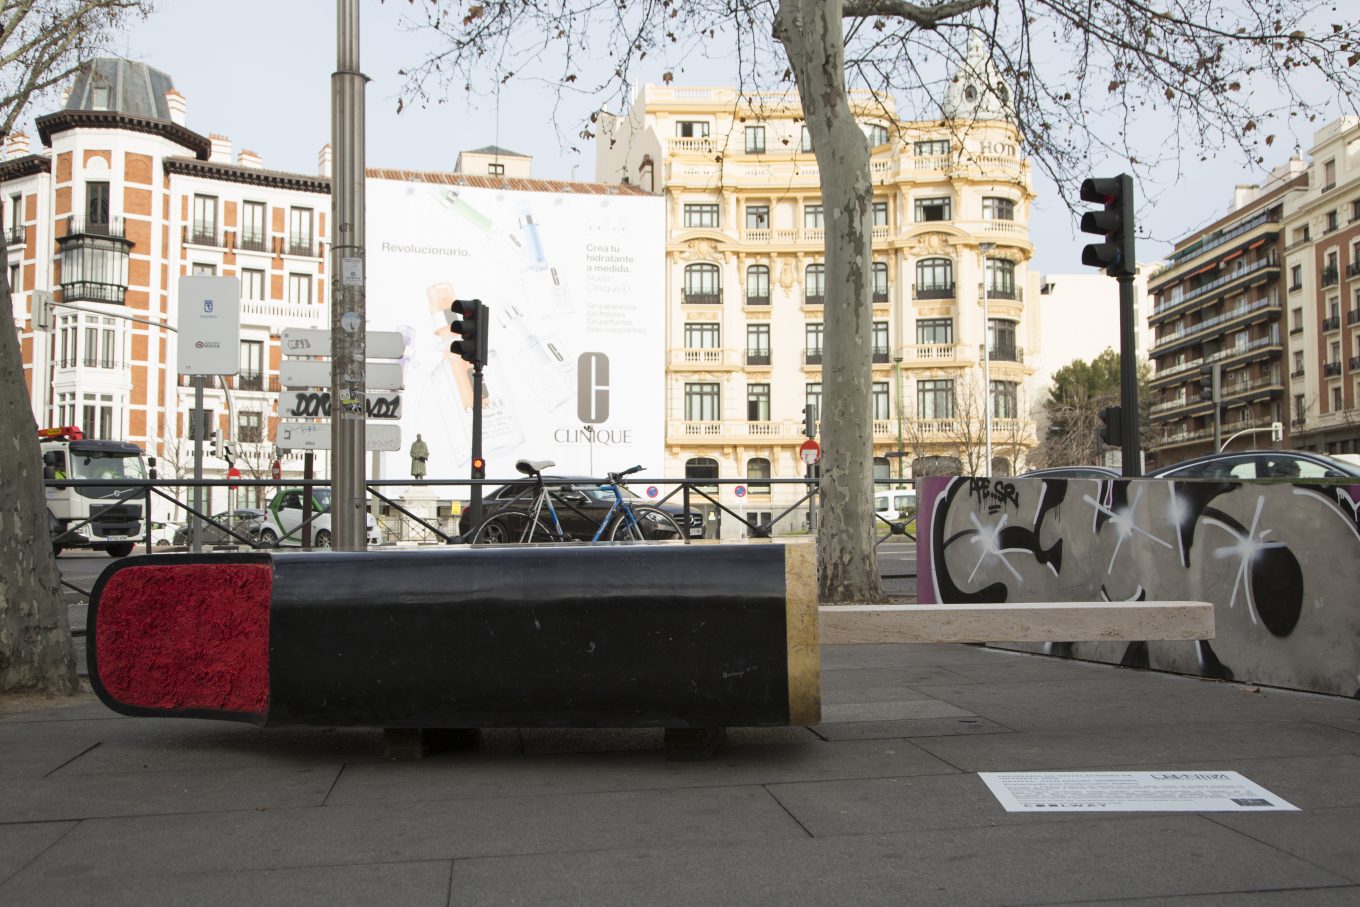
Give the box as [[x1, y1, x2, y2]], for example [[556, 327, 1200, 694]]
[[776, 0, 886, 604], [0, 235, 78, 694]]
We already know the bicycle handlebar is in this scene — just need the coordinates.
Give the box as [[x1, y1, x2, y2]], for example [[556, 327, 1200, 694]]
[[604, 465, 645, 484]]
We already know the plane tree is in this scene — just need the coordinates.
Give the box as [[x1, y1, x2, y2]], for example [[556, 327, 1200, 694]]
[[388, 0, 1360, 603], [1, 0, 153, 694]]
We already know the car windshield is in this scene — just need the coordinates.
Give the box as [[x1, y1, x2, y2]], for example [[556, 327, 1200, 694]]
[[311, 489, 332, 510], [70, 450, 145, 480]]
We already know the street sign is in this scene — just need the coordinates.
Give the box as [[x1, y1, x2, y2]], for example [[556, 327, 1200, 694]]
[[176, 276, 241, 375], [280, 360, 404, 391], [646, 486, 659, 499], [276, 390, 402, 421], [734, 485, 747, 498], [799, 438, 822, 466], [276, 421, 402, 451], [281, 327, 405, 360]]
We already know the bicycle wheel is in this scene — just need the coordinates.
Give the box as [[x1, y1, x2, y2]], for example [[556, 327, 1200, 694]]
[[609, 506, 684, 542], [469, 509, 551, 544]]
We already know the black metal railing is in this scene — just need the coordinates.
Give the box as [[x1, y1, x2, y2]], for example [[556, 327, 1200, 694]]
[[1324, 361, 1343, 377], [190, 225, 219, 246], [745, 351, 771, 366], [804, 293, 825, 305], [7, 225, 24, 244], [1322, 266, 1339, 287], [64, 216, 126, 238], [60, 280, 126, 305], [804, 350, 823, 365], [236, 373, 264, 391], [286, 239, 315, 257], [237, 234, 269, 253], [872, 348, 890, 363], [745, 294, 770, 306], [1323, 315, 1341, 332], [683, 290, 722, 305], [913, 285, 954, 300]]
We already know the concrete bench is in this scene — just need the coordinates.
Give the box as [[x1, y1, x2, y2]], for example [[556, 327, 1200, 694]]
[[819, 601, 1215, 645]]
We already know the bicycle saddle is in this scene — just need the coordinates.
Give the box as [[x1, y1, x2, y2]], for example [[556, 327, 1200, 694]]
[[515, 459, 555, 476]]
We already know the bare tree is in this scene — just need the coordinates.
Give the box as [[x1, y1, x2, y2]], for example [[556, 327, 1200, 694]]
[[1, 1, 153, 694], [388, 0, 1360, 602]]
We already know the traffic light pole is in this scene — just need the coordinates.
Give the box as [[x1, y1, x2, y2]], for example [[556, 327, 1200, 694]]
[[469, 363, 484, 529], [1118, 273, 1142, 477]]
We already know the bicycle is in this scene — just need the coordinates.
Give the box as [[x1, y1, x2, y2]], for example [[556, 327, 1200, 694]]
[[468, 459, 685, 543]]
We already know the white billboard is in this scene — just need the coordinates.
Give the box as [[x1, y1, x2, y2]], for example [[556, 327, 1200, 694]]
[[366, 179, 664, 480]]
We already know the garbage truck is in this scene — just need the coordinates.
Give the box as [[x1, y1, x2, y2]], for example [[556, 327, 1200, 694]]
[[39, 426, 146, 557]]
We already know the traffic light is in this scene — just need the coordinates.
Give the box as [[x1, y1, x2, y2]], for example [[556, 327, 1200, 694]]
[[449, 298, 489, 367], [1198, 363, 1221, 402], [803, 404, 816, 438], [1099, 405, 1123, 447], [1079, 174, 1135, 277], [471, 456, 486, 480], [210, 429, 224, 459]]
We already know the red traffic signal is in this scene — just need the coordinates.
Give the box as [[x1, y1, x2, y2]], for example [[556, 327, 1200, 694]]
[[1079, 174, 1135, 278], [450, 298, 489, 367], [471, 456, 486, 480]]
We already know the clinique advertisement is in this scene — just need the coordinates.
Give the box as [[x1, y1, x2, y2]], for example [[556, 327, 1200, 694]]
[[366, 178, 665, 481]]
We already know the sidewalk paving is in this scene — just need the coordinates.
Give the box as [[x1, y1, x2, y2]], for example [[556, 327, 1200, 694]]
[[2, 642, 1358, 906]]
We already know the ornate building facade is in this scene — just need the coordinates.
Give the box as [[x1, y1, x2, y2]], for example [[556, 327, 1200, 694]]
[[596, 64, 1039, 529]]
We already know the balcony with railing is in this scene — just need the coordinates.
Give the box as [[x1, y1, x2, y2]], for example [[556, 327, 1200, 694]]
[[1151, 253, 1280, 320], [1150, 296, 1281, 353], [1351, 356, 1360, 371], [872, 289, 889, 303], [803, 349, 823, 366], [988, 345, 1023, 363], [872, 347, 891, 364], [1350, 309, 1360, 325], [79, 356, 120, 369], [235, 373, 265, 392], [913, 284, 955, 300], [744, 294, 770, 307], [744, 350, 771, 367], [286, 236, 316, 257], [1322, 266, 1340, 288], [189, 222, 219, 246], [669, 348, 740, 369], [899, 343, 965, 364], [1347, 262, 1360, 280], [58, 218, 132, 305], [682, 289, 722, 305], [237, 232, 270, 253], [668, 419, 809, 441], [1323, 315, 1341, 332], [983, 284, 1020, 301], [6, 224, 24, 245], [803, 293, 825, 306], [1325, 361, 1343, 377], [1162, 209, 1280, 268]]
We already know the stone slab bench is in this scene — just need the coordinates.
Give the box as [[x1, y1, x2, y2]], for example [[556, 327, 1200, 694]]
[[819, 601, 1215, 646]]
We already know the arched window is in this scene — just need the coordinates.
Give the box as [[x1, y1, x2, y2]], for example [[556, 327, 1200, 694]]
[[872, 261, 889, 301], [915, 258, 953, 298], [683, 263, 721, 305], [985, 257, 1016, 299], [746, 457, 771, 494], [805, 263, 825, 304], [746, 264, 770, 305], [686, 456, 719, 493]]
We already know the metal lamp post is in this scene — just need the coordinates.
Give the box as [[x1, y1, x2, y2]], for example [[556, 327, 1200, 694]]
[[979, 242, 995, 476]]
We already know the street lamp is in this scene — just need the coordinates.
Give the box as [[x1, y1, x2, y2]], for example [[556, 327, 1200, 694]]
[[979, 242, 995, 476], [893, 356, 905, 488]]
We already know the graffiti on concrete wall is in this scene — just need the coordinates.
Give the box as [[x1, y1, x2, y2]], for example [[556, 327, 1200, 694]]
[[917, 475, 1360, 698]]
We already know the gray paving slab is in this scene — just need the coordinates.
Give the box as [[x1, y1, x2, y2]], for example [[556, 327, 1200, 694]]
[[1210, 805, 1360, 884], [8, 785, 808, 883], [0, 821, 77, 885], [0, 763, 340, 822], [324, 738, 960, 807], [820, 698, 975, 722], [912, 719, 1360, 772], [1050, 888, 1360, 906], [821, 682, 968, 706], [438, 816, 1347, 907], [1099, 754, 1360, 811], [0, 858, 453, 907], [0, 722, 103, 780], [811, 715, 1012, 741]]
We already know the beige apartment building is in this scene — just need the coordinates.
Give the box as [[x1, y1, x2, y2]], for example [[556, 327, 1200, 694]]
[[595, 59, 1038, 524], [1281, 116, 1360, 455]]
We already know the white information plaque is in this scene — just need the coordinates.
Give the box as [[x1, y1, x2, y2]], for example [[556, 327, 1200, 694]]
[[979, 771, 1298, 813]]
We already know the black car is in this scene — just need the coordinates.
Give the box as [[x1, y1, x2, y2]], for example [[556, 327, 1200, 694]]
[[173, 508, 268, 546], [1020, 465, 1121, 480], [1147, 450, 1360, 480], [457, 477, 703, 540]]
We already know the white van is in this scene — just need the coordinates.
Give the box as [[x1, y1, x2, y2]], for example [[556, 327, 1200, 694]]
[[874, 489, 916, 522]]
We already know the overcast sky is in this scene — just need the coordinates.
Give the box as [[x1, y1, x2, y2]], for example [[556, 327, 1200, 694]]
[[52, 1, 1348, 276]]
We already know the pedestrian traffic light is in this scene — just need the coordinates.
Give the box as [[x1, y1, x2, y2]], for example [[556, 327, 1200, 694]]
[[1198, 363, 1221, 402], [471, 456, 486, 480], [1079, 174, 1135, 278], [449, 298, 489, 367], [1099, 405, 1123, 446]]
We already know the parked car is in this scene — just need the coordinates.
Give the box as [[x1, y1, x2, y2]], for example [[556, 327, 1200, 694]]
[[1147, 450, 1360, 480], [457, 476, 703, 540], [172, 509, 267, 547], [873, 489, 916, 521], [149, 520, 184, 546], [1020, 465, 1121, 479], [258, 489, 381, 548]]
